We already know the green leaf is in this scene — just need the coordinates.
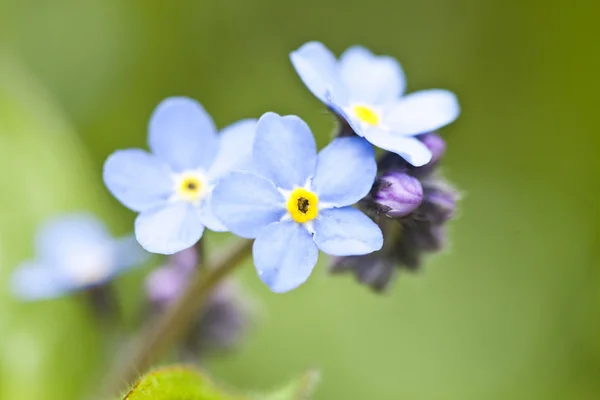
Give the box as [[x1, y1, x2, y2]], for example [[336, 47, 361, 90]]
[[120, 367, 319, 400], [121, 366, 241, 400]]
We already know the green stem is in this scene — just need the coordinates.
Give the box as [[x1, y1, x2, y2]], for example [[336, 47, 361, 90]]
[[104, 239, 253, 397]]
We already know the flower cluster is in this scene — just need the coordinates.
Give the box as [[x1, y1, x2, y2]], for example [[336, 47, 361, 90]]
[[12, 41, 460, 302], [99, 41, 460, 293], [332, 133, 459, 291]]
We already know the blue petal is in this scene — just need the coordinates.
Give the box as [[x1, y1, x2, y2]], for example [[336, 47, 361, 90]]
[[103, 149, 173, 213], [289, 41, 348, 106], [253, 221, 319, 293], [363, 128, 432, 167], [148, 97, 219, 172], [252, 112, 317, 190], [339, 46, 406, 104], [313, 207, 383, 256], [197, 192, 228, 232], [11, 262, 72, 300], [36, 213, 111, 266], [208, 118, 258, 179], [135, 202, 204, 255], [112, 235, 150, 271], [212, 171, 286, 238], [312, 137, 376, 207], [383, 89, 460, 135]]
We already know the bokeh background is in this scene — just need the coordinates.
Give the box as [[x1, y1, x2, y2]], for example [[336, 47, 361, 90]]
[[1, 0, 600, 399]]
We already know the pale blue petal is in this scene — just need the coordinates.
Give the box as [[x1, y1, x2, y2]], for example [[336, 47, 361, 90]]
[[208, 118, 258, 179], [11, 262, 72, 300], [112, 235, 150, 271], [253, 221, 319, 293], [290, 41, 348, 106], [135, 202, 204, 255], [340, 46, 406, 104], [197, 192, 228, 232], [363, 128, 432, 167], [212, 171, 286, 238], [148, 97, 219, 172], [103, 149, 173, 213], [252, 113, 317, 190], [36, 213, 111, 266], [312, 137, 376, 207], [383, 89, 460, 135], [313, 207, 383, 256]]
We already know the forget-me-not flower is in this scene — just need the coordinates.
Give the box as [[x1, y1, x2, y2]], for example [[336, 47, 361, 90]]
[[103, 97, 257, 255], [212, 112, 383, 293], [11, 213, 147, 300], [290, 41, 460, 167]]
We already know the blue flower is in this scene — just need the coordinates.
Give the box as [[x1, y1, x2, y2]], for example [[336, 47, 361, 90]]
[[212, 112, 383, 293], [103, 97, 257, 254], [290, 41, 460, 167], [11, 213, 147, 300]]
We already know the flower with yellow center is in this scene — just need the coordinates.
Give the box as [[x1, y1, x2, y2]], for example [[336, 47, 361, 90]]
[[103, 96, 258, 255], [211, 112, 384, 293], [286, 187, 319, 223], [172, 171, 208, 205], [290, 42, 461, 167]]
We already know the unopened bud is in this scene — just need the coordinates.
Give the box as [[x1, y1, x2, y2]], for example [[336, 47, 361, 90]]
[[422, 182, 458, 224], [419, 133, 446, 165], [372, 172, 423, 218]]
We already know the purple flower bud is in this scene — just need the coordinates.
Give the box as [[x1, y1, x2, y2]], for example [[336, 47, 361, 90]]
[[331, 255, 396, 293], [332, 177, 459, 293], [145, 248, 253, 361], [372, 172, 423, 218], [145, 247, 196, 305], [419, 133, 446, 165], [183, 281, 252, 358], [422, 181, 458, 224]]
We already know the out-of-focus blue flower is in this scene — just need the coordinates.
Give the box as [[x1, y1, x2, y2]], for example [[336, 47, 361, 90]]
[[103, 97, 257, 255], [11, 213, 147, 300], [290, 41, 460, 167], [212, 112, 383, 293]]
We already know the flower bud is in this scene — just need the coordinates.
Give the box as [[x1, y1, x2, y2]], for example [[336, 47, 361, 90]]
[[419, 133, 446, 165], [145, 248, 252, 361], [331, 176, 458, 293], [182, 281, 251, 359], [422, 182, 458, 224], [372, 172, 423, 218], [145, 247, 196, 305], [331, 255, 396, 293]]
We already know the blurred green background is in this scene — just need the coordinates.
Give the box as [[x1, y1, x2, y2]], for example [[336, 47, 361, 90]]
[[1, 0, 600, 399]]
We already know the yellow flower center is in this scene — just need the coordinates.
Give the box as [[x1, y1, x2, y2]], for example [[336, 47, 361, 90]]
[[286, 188, 319, 223], [352, 105, 380, 126], [173, 172, 206, 204]]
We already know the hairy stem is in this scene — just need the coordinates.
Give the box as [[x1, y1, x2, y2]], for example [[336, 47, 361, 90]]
[[104, 239, 253, 396]]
